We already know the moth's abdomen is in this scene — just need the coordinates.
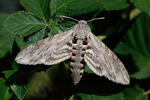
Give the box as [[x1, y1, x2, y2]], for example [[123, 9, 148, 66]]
[[70, 37, 88, 85]]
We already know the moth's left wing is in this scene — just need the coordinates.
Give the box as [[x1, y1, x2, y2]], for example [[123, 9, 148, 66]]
[[84, 32, 130, 85], [15, 30, 73, 65]]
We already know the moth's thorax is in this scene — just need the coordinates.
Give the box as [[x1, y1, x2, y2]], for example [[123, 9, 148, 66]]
[[73, 20, 91, 40]]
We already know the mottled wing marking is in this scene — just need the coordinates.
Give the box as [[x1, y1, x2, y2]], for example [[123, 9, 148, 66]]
[[84, 32, 130, 85], [15, 30, 73, 65]]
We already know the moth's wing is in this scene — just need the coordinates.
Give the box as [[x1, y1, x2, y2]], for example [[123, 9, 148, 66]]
[[15, 30, 73, 65], [84, 32, 130, 85]]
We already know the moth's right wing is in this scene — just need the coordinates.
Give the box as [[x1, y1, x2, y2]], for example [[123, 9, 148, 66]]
[[15, 30, 73, 65], [84, 32, 130, 85]]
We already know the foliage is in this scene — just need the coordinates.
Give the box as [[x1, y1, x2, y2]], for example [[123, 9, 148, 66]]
[[114, 14, 150, 79], [0, 79, 12, 100], [0, 0, 150, 100], [77, 92, 124, 100], [130, 0, 150, 15]]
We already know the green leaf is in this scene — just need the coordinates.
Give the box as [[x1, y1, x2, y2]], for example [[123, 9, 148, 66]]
[[114, 42, 134, 56], [26, 71, 51, 97], [126, 14, 150, 79], [115, 14, 150, 79], [131, 0, 150, 15], [49, 22, 63, 36], [27, 29, 46, 45], [131, 53, 150, 79], [99, 0, 129, 10], [11, 61, 19, 70], [50, 0, 102, 16], [0, 13, 15, 58], [0, 79, 12, 100], [15, 29, 46, 50], [0, 13, 8, 27], [115, 43, 150, 79], [78, 92, 124, 100], [19, 0, 50, 22], [11, 84, 28, 100], [2, 61, 19, 79], [123, 86, 148, 100], [85, 65, 94, 74], [15, 36, 28, 50], [3, 70, 18, 79], [50, 0, 73, 15], [4, 11, 45, 36], [125, 14, 150, 57], [67, 95, 79, 100], [0, 28, 15, 58]]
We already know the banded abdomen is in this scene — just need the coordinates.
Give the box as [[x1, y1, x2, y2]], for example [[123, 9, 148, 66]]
[[70, 37, 88, 85]]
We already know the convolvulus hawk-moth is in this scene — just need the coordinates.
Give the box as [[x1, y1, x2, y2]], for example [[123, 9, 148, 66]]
[[15, 19, 130, 85]]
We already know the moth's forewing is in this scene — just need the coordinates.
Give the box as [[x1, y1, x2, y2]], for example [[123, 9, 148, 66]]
[[84, 32, 130, 85], [15, 30, 73, 65]]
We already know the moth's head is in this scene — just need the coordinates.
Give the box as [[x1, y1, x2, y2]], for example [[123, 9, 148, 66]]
[[72, 20, 91, 40], [76, 20, 90, 30], [60, 16, 104, 39], [78, 20, 87, 24]]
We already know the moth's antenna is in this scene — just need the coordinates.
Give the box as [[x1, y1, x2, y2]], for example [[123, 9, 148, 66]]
[[87, 17, 105, 23], [60, 15, 79, 22]]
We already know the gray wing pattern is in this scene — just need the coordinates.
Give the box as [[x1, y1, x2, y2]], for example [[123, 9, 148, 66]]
[[84, 32, 130, 85], [15, 30, 73, 65]]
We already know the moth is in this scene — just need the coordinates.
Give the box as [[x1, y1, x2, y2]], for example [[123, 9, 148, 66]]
[[15, 17, 130, 85]]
